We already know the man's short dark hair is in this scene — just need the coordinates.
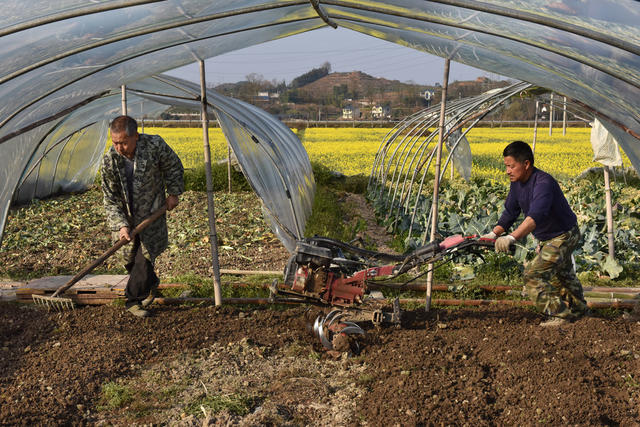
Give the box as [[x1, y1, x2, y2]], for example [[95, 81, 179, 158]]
[[503, 140, 534, 166], [110, 115, 137, 136]]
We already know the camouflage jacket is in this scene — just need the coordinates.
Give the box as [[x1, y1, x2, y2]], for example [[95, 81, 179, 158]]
[[101, 133, 184, 258]]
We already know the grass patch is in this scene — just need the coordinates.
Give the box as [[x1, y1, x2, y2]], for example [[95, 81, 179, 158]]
[[99, 381, 134, 410], [305, 162, 371, 242], [159, 384, 185, 400], [166, 273, 271, 300], [593, 307, 625, 320], [240, 273, 283, 285], [111, 298, 126, 307], [577, 270, 640, 288], [473, 253, 523, 286], [357, 373, 376, 385], [283, 340, 322, 360], [185, 393, 258, 417], [304, 184, 349, 240]]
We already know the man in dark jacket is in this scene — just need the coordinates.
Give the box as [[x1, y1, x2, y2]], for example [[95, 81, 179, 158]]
[[483, 140, 588, 326], [101, 116, 184, 317]]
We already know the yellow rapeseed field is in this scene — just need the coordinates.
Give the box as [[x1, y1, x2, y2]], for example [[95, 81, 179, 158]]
[[144, 127, 229, 167], [465, 127, 600, 180], [143, 126, 625, 180]]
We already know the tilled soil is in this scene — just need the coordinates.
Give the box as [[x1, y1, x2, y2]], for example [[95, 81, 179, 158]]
[[1, 302, 639, 425], [2, 189, 640, 425]]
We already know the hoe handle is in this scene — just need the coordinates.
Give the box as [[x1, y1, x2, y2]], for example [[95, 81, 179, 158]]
[[51, 206, 168, 297]]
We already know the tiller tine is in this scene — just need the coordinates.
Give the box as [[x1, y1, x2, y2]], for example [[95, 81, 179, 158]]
[[32, 294, 75, 311], [313, 309, 365, 353]]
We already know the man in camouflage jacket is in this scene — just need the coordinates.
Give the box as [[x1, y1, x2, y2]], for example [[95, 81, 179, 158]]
[[101, 115, 184, 317]]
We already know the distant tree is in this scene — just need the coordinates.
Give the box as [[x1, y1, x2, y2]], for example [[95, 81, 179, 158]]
[[290, 62, 331, 89], [500, 98, 536, 121]]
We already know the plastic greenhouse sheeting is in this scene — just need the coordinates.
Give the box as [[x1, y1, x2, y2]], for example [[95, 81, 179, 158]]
[[125, 75, 314, 251], [3, 74, 315, 251], [0, 0, 639, 247]]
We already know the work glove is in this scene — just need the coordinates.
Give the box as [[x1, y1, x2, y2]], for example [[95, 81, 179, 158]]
[[480, 231, 497, 240], [495, 235, 516, 253]]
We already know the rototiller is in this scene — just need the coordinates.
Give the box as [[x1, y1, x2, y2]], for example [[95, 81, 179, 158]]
[[270, 234, 501, 353]]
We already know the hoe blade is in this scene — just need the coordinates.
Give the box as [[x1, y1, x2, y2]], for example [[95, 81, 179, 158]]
[[32, 294, 75, 311]]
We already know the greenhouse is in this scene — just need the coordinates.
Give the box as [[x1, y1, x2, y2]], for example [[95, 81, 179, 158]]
[[0, 0, 639, 248], [2, 2, 640, 424]]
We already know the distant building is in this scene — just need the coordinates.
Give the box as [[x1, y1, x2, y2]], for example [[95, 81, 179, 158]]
[[174, 113, 200, 119], [342, 105, 360, 120], [256, 91, 281, 102], [371, 105, 391, 119]]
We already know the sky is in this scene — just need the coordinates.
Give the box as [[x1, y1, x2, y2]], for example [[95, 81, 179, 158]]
[[166, 27, 500, 87]]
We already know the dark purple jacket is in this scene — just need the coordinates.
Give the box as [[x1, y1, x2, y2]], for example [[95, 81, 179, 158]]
[[497, 168, 577, 241]]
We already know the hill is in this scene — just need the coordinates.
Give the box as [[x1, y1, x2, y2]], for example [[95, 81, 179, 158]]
[[297, 70, 421, 102], [163, 64, 518, 120]]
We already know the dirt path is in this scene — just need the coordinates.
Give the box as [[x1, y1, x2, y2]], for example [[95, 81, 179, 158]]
[[1, 302, 639, 425], [343, 192, 398, 254]]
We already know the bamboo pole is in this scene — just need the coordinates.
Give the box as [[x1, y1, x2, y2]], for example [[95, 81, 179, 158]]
[[220, 269, 282, 275], [426, 58, 450, 312], [586, 287, 640, 293], [603, 165, 616, 259], [549, 93, 554, 136], [154, 297, 307, 305], [532, 100, 539, 155], [150, 297, 638, 310], [368, 283, 515, 292], [121, 84, 127, 115], [199, 60, 223, 306], [227, 145, 232, 193], [562, 96, 567, 136], [423, 299, 637, 310], [157, 281, 640, 296], [583, 293, 637, 300], [370, 283, 639, 299], [450, 157, 454, 179]]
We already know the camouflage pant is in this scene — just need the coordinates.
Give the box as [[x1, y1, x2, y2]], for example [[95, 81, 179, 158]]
[[523, 225, 588, 319], [111, 232, 157, 269]]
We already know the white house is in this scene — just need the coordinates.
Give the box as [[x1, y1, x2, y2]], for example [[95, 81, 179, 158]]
[[342, 105, 360, 120], [372, 105, 391, 119]]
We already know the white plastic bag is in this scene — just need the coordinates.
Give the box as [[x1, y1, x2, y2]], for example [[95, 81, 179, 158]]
[[445, 129, 472, 181], [590, 118, 622, 167]]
